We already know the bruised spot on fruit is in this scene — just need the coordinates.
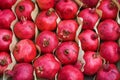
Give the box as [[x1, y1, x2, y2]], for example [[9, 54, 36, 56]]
[[19, 58, 25, 62], [91, 34, 98, 40], [0, 59, 7, 66], [3, 35, 10, 41], [37, 66, 44, 74], [19, 5, 25, 12]]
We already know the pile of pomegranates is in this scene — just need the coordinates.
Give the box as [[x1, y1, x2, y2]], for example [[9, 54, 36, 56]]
[[0, 0, 120, 80]]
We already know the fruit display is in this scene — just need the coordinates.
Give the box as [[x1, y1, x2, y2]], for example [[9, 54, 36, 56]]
[[0, 0, 120, 80]]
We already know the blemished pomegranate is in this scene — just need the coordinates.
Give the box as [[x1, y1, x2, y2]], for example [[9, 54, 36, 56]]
[[78, 30, 99, 51], [36, 0, 55, 10], [0, 52, 12, 75], [13, 39, 37, 63], [36, 31, 59, 53], [35, 9, 58, 31], [33, 53, 60, 80], [15, 0, 35, 20], [6, 63, 34, 80], [55, 0, 78, 19], [57, 65, 84, 80], [14, 18, 35, 39], [0, 9, 16, 29], [98, 0, 118, 20], [0, 29, 13, 51], [55, 41, 79, 65], [78, 8, 99, 30], [96, 64, 120, 80], [57, 20, 78, 41], [83, 51, 102, 75], [81, 0, 99, 8], [99, 41, 119, 63], [97, 19, 120, 41], [0, 0, 16, 9]]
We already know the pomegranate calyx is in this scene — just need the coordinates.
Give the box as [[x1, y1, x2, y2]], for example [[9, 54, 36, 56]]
[[19, 5, 25, 12], [37, 66, 44, 74], [3, 35, 10, 41], [108, 1, 116, 10], [0, 59, 7, 66], [46, 8, 55, 16], [43, 39, 49, 47]]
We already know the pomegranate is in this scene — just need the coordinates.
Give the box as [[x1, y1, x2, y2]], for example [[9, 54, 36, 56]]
[[0, 9, 16, 29], [35, 9, 58, 31], [36, 31, 59, 53], [57, 65, 84, 80], [6, 63, 34, 80], [57, 20, 78, 41], [0, 29, 12, 51], [55, 0, 78, 19], [97, 19, 120, 41], [96, 64, 120, 80], [81, 0, 99, 8], [100, 41, 119, 63], [78, 8, 99, 30], [55, 41, 79, 65], [36, 0, 55, 10], [0, 52, 12, 75], [15, 0, 35, 20], [14, 18, 35, 39], [33, 53, 60, 80], [83, 51, 102, 75], [0, 0, 16, 9], [13, 39, 36, 63], [78, 30, 99, 51], [98, 0, 118, 20]]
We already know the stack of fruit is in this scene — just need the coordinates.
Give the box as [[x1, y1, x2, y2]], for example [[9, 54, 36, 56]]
[[0, 0, 120, 80]]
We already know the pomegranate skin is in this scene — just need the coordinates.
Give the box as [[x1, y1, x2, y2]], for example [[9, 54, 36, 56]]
[[57, 20, 78, 41], [35, 10, 58, 31], [0, 0, 16, 9], [0, 29, 13, 51], [55, 41, 79, 65], [14, 20, 35, 39], [100, 41, 119, 63], [97, 19, 119, 41], [0, 52, 12, 75], [84, 51, 102, 75], [57, 65, 84, 80], [55, 0, 78, 19], [6, 63, 34, 80], [81, 0, 99, 8], [0, 9, 16, 29], [78, 30, 99, 51], [36, 31, 59, 53], [15, 0, 35, 20], [78, 8, 99, 30], [33, 53, 60, 80], [36, 0, 55, 10], [98, 0, 118, 20], [96, 64, 120, 80], [13, 39, 37, 63]]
